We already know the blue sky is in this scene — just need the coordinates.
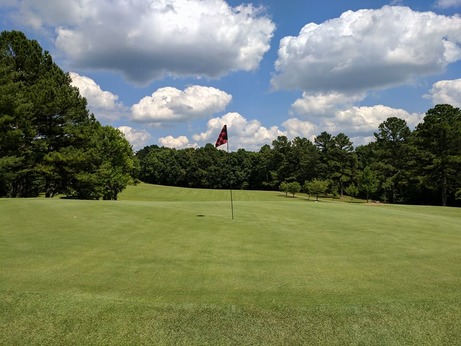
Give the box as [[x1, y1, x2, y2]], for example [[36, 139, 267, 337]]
[[1, 0, 460, 151]]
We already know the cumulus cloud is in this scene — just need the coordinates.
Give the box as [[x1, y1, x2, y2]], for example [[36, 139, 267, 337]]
[[282, 106, 422, 146], [425, 79, 461, 107], [70, 72, 126, 121], [291, 92, 366, 117], [131, 85, 232, 124], [272, 6, 461, 94], [0, 0, 94, 29], [188, 106, 421, 149], [0, 0, 19, 5], [118, 126, 151, 151], [324, 105, 423, 137], [157, 105, 422, 150], [193, 112, 285, 151], [282, 118, 318, 140], [188, 105, 423, 150], [435, 0, 461, 8], [15, 0, 276, 84], [158, 135, 196, 149]]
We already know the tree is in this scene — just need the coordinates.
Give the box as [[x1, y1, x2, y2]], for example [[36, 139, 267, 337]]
[[314, 131, 356, 196], [231, 148, 254, 190], [314, 131, 334, 180], [279, 181, 301, 197], [279, 181, 289, 197], [0, 30, 136, 198], [331, 133, 357, 197], [344, 183, 359, 202], [413, 104, 461, 206], [373, 117, 415, 203], [0, 31, 44, 196], [252, 144, 277, 190], [456, 189, 461, 201], [287, 137, 320, 184], [271, 135, 293, 185], [358, 166, 379, 202], [287, 181, 301, 197], [94, 126, 138, 200], [132, 104, 461, 208], [304, 179, 329, 201]]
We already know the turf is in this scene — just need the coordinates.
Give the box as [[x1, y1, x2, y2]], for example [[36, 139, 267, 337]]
[[1, 183, 461, 344]]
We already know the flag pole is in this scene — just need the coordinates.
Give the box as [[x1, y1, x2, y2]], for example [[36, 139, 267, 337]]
[[227, 140, 234, 220], [215, 124, 234, 220]]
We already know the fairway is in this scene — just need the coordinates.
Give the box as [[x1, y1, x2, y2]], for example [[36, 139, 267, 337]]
[[1, 184, 461, 345]]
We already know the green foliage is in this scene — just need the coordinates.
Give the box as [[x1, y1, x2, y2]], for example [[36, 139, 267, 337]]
[[93, 125, 138, 200], [2, 32, 461, 207], [372, 117, 415, 203], [280, 181, 301, 197], [314, 132, 357, 197], [359, 166, 379, 202], [413, 104, 461, 206], [344, 183, 359, 202], [456, 189, 461, 200], [0, 30, 136, 199], [304, 178, 329, 201], [135, 111, 461, 206], [279, 181, 289, 196]]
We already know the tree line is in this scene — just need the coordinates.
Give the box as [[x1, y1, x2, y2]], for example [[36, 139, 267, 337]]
[[0, 31, 138, 199], [2, 31, 461, 206], [137, 106, 461, 206]]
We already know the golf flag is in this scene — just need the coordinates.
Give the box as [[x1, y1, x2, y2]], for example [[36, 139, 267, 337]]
[[215, 125, 228, 147], [214, 124, 234, 219]]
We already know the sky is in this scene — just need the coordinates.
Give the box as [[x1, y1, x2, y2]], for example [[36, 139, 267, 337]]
[[1, 0, 461, 151]]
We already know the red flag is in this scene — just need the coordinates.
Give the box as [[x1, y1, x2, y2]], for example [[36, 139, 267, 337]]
[[215, 125, 228, 147]]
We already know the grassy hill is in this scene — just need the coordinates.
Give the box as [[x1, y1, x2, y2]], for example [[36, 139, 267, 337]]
[[1, 183, 460, 344]]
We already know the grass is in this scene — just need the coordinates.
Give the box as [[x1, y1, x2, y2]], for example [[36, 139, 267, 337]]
[[1, 183, 461, 344]]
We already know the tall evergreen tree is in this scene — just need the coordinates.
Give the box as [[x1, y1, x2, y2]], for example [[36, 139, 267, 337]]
[[314, 131, 356, 196], [0, 30, 136, 199], [373, 117, 415, 203], [289, 137, 319, 185], [331, 133, 356, 197], [413, 104, 461, 206], [271, 135, 293, 184]]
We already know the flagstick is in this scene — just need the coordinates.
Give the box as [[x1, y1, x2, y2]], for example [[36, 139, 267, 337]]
[[227, 140, 234, 220]]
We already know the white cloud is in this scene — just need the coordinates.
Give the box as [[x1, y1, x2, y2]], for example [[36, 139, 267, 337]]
[[272, 6, 461, 94], [282, 118, 317, 140], [118, 126, 151, 151], [25, 0, 277, 84], [285, 104, 423, 143], [161, 105, 422, 150], [291, 92, 366, 117], [350, 135, 376, 147], [131, 85, 232, 124], [69, 72, 126, 121], [425, 79, 461, 107], [0, 0, 19, 5], [3, 0, 94, 30], [158, 135, 197, 149], [435, 0, 461, 8], [326, 105, 423, 136], [193, 112, 285, 151]]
